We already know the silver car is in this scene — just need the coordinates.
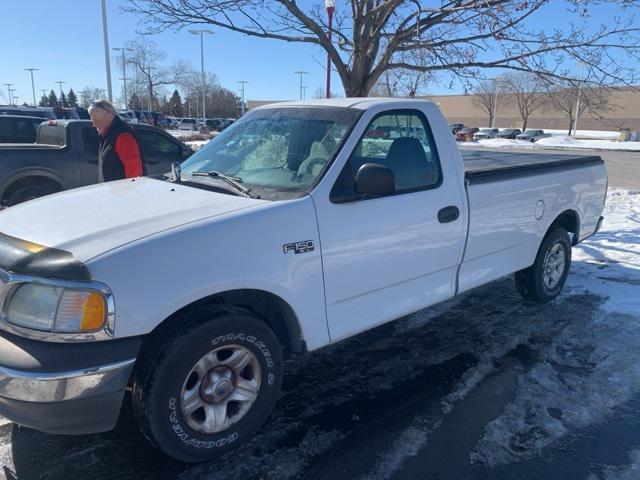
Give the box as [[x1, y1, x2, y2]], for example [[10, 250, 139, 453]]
[[516, 129, 551, 142], [474, 128, 500, 140]]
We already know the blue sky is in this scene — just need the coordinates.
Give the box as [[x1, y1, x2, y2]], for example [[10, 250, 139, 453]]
[[0, 1, 634, 106]]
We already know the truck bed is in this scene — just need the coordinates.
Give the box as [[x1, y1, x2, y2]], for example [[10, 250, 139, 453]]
[[461, 150, 604, 184]]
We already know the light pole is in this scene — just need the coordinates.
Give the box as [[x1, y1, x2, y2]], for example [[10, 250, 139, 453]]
[[55, 81, 66, 107], [238, 81, 248, 116], [12, 96, 20, 106], [113, 47, 134, 109], [3, 84, 13, 105], [294, 71, 307, 100], [325, 0, 335, 98], [24, 68, 39, 106], [100, 0, 113, 101], [9, 89, 17, 106], [189, 29, 214, 120], [302, 86, 308, 100]]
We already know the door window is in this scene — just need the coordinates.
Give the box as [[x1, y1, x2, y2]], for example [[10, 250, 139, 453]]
[[138, 131, 181, 157], [332, 110, 442, 201]]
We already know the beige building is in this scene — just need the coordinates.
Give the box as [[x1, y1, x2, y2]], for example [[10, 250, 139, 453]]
[[248, 87, 640, 132]]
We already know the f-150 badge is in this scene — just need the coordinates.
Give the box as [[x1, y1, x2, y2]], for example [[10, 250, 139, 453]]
[[283, 240, 314, 254]]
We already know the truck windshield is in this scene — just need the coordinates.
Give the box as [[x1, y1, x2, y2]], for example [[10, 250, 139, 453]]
[[180, 106, 361, 200]]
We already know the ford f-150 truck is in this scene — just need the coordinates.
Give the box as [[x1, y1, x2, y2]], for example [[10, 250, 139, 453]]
[[0, 98, 606, 462]]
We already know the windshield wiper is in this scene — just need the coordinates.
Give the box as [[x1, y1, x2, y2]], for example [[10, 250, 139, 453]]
[[190, 170, 259, 198]]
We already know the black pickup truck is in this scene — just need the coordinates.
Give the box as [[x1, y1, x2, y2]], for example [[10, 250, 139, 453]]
[[0, 120, 193, 206]]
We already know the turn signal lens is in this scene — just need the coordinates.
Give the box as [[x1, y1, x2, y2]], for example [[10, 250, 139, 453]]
[[55, 290, 106, 332]]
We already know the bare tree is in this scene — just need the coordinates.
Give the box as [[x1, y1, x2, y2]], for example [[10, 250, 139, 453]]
[[120, 37, 190, 111], [79, 86, 107, 107], [472, 79, 505, 127], [544, 81, 613, 135], [502, 72, 545, 130], [126, 1, 640, 97]]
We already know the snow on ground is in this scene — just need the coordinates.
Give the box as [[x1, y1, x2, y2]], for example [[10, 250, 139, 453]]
[[185, 140, 209, 150], [544, 129, 621, 140], [464, 136, 640, 151], [588, 447, 640, 480], [469, 189, 640, 466]]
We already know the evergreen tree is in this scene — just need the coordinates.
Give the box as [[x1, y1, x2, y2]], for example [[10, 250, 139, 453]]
[[48, 90, 58, 107], [38, 95, 49, 107], [168, 90, 183, 117], [67, 89, 78, 107], [129, 92, 141, 110], [60, 92, 67, 108]]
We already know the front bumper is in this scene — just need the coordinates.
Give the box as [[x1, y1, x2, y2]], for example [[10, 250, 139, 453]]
[[0, 330, 141, 434]]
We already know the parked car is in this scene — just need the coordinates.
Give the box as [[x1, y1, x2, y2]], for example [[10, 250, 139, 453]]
[[0, 115, 44, 143], [0, 98, 607, 462], [118, 110, 139, 125], [0, 120, 193, 206], [53, 107, 80, 120], [150, 112, 169, 129], [456, 126, 479, 142], [516, 129, 551, 142], [496, 128, 522, 139], [473, 128, 500, 140], [75, 107, 91, 120], [166, 116, 179, 129], [0, 106, 56, 120], [178, 117, 198, 131], [204, 118, 224, 132], [449, 123, 464, 134]]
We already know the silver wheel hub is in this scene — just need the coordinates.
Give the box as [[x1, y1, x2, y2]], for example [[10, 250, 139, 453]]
[[543, 243, 566, 290], [180, 344, 261, 434]]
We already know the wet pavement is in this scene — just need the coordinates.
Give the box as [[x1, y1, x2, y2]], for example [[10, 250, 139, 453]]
[[3, 270, 640, 480]]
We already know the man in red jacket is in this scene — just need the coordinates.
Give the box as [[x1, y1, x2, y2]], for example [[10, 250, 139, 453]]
[[88, 100, 145, 182]]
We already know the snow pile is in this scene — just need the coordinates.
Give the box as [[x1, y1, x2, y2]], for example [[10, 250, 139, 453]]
[[459, 136, 640, 151], [471, 189, 640, 466]]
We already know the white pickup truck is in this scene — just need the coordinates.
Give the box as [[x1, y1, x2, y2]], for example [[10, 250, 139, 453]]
[[0, 98, 606, 462]]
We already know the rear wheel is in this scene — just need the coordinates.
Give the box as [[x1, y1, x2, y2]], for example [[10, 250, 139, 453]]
[[2, 179, 61, 207], [132, 306, 283, 462], [515, 227, 572, 303]]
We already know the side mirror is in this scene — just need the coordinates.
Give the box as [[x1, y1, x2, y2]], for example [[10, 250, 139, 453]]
[[355, 163, 395, 197]]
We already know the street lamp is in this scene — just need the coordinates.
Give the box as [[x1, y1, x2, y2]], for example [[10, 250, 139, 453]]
[[12, 96, 20, 106], [55, 81, 66, 107], [9, 89, 17, 106], [113, 47, 134, 109], [189, 29, 214, 121], [3, 84, 13, 105], [325, 0, 335, 98], [238, 81, 248, 116], [294, 71, 307, 100], [24, 68, 39, 106], [100, 0, 113, 101]]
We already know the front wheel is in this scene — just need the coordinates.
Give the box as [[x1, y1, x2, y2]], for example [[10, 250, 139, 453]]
[[132, 306, 283, 462], [515, 227, 572, 303]]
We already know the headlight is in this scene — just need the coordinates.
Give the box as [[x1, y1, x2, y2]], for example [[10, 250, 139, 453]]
[[5, 284, 107, 333]]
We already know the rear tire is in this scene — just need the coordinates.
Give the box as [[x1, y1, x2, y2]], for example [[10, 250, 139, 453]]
[[515, 228, 572, 303], [3, 179, 61, 207], [131, 306, 283, 463]]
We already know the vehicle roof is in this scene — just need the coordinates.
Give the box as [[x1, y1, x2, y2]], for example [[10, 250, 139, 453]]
[[0, 115, 47, 121], [257, 97, 437, 110]]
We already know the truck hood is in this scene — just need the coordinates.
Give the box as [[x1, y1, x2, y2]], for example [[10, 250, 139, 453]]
[[0, 177, 266, 263]]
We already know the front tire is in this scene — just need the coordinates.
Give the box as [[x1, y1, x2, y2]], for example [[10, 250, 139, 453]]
[[132, 306, 283, 463], [515, 227, 572, 303]]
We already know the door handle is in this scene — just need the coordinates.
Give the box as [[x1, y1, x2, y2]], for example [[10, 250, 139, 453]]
[[438, 206, 460, 223]]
